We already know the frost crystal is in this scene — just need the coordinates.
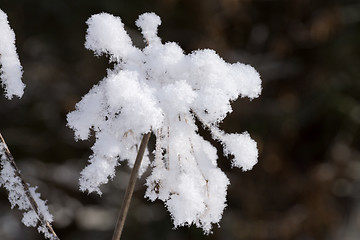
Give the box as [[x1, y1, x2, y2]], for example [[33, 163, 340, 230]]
[[0, 9, 25, 99], [67, 12, 262, 233], [0, 143, 55, 239]]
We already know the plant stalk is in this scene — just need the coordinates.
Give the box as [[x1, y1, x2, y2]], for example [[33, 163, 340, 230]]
[[0, 133, 60, 240], [112, 132, 151, 240]]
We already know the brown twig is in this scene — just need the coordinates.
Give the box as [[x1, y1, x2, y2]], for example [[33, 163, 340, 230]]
[[112, 132, 151, 240], [0, 133, 60, 240]]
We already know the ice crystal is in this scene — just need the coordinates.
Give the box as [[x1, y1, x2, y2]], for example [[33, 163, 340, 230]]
[[67, 12, 262, 233]]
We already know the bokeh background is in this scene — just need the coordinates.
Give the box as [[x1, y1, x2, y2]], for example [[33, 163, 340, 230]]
[[0, 0, 359, 239]]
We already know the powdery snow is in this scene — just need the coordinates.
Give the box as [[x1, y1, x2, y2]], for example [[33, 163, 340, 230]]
[[0, 9, 25, 99], [67, 12, 262, 233]]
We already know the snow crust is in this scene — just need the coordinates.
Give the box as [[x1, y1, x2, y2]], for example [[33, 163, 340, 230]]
[[67, 12, 262, 233], [0, 9, 25, 99]]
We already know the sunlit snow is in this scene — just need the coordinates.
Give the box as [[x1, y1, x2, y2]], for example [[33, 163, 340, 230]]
[[67, 12, 262, 233]]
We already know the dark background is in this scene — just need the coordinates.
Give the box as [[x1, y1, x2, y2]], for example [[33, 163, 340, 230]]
[[0, 0, 359, 239]]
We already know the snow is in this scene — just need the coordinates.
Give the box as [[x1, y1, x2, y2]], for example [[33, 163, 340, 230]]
[[0, 143, 55, 239], [0, 9, 25, 99], [67, 12, 262, 233], [222, 132, 259, 171], [136, 12, 161, 44]]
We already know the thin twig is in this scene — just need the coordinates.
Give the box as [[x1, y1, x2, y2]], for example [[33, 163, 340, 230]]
[[0, 133, 60, 240], [112, 132, 151, 240]]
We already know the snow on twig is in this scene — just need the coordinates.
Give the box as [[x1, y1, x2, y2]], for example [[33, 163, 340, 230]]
[[0, 133, 59, 240]]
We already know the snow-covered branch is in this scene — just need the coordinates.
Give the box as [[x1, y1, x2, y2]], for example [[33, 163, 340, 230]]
[[0, 134, 59, 240]]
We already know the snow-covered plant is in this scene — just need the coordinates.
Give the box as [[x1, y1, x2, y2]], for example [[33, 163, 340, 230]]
[[0, 9, 58, 239], [0, 9, 25, 99], [0, 135, 58, 240], [67, 12, 261, 233]]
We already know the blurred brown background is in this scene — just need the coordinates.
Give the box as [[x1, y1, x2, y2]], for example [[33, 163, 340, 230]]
[[0, 0, 359, 239]]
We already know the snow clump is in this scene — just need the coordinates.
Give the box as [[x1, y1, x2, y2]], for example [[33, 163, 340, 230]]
[[67, 12, 262, 233], [0, 9, 25, 99]]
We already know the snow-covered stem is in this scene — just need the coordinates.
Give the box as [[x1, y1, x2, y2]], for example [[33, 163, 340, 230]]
[[0, 9, 25, 99], [112, 132, 151, 240], [0, 133, 60, 240]]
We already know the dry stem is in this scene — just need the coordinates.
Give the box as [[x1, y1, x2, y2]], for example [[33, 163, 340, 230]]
[[112, 132, 151, 240]]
